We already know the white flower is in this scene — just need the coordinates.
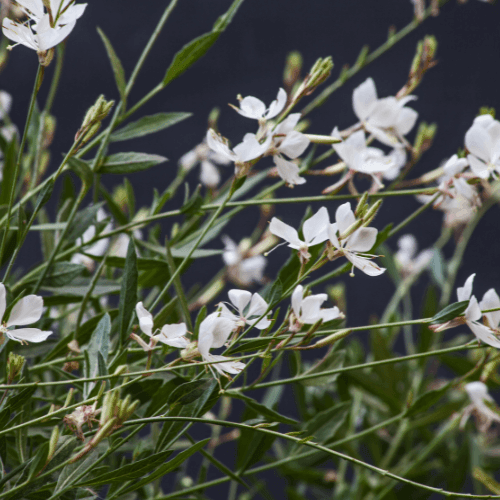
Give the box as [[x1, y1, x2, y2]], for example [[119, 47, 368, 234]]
[[222, 236, 266, 286], [291, 285, 341, 327], [134, 302, 188, 350], [110, 229, 143, 259], [2, 0, 86, 52], [328, 202, 385, 277], [234, 88, 287, 121], [352, 77, 418, 147], [269, 206, 330, 262], [463, 381, 500, 432], [219, 289, 272, 330], [394, 234, 433, 277], [0, 283, 52, 343], [457, 274, 500, 349], [71, 208, 111, 271], [179, 138, 233, 188], [0, 91, 12, 120], [465, 114, 500, 179], [270, 113, 310, 185], [198, 312, 245, 377], [332, 128, 401, 177]]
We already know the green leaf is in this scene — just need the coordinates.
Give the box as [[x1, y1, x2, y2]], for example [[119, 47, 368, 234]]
[[429, 249, 446, 288], [55, 454, 98, 493], [111, 112, 192, 142], [180, 183, 204, 216], [33, 262, 86, 287], [430, 301, 469, 324], [64, 203, 104, 245], [237, 420, 278, 472], [66, 157, 93, 187], [85, 313, 111, 396], [405, 383, 451, 418], [230, 393, 298, 425], [81, 450, 173, 486], [167, 379, 214, 407], [119, 240, 138, 345], [300, 350, 346, 386], [0, 138, 17, 206], [121, 439, 210, 495], [0, 387, 37, 429], [162, 0, 244, 86], [300, 401, 350, 444], [97, 27, 126, 102], [98, 152, 167, 175]]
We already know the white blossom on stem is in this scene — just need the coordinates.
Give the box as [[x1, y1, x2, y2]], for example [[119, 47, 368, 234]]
[[328, 202, 385, 276], [222, 236, 266, 286], [2, 0, 86, 52], [462, 381, 500, 432], [0, 91, 12, 120], [198, 312, 245, 377], [291, 285, 342, 329], [0, 283, 52, 343], [71, 208, 112, 271], [394, 234, 433, 277], [133, 302, 188, 351], [465, 114, 500, 179], [270, 113, 309, 185], [219, 289, 272, 330], [269, 207, 330, 262], [233, 88, 287, 121], [179, 138, 233, 188], [352, 77, 418, 147], [457, 274, 500, 348], [332, 128, 404, 184]]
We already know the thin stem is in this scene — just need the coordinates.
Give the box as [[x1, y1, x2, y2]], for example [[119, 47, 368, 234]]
[[0, 65, 42, 266]]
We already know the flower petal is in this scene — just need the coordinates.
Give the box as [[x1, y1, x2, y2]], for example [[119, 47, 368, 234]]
[[206, 129, 237, 162], [346, 253, 385, 276], [480, 288, 500, 329], [7, 295, 43, 327], [465, 295, 482, 322], [465, 124, 493, 163], [160, 323, 187, 339], [2, 18, 38, 50], [457, 274, 475, 302], [36, 21, 76, 51], [233, 133, 271, 162], [302, 207, 330, 246], [467, 320, 500, 349], [320, 306, 341, 323], [300, 295, 328, 324], [265, 88, 287, 119], [291, 285, 303, 318], [7, 328, 52, 343], [368, 97, 400, 128], [228, 289, 252, 315], [136, 302, 154, 337], [210, 354, 245, 375], [269, 217, 302, 249], [274, 156, 306, 186], [278, 131, 310, 159], [467, 154, 490, 179], [247, 293, 269, 318], [352, 77, 377, 121], [347, 227, 377, 253], [396, 106, 418, 136], [335, 202, 355, 235], [237, 96, 266, 119], [0, 283, 5, 322], [200, 160, 220, 187], [328, 223, 341, 248]]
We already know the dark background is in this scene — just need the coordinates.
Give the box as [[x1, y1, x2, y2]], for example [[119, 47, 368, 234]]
[[2, 0, 500, 497]]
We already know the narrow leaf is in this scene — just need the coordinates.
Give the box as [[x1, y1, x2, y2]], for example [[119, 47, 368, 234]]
[[119, 240, 138, 345], [97, 27, 126, 102], [98, 152, 167, 175]]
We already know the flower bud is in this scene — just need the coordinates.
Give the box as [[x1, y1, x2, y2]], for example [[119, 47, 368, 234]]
[[313, 329, 352, 348], [181, 342, 199, 361], [339, 218, 363, 241], [362, 199, 383, 226], [327, 283, 346, 315], [413, 122, 437, 160], [305, 57, 334, 95], [207, 107, 220, 131], [355, 192, 369, 218], [7, 352, 25, 383], [283, 51, 303, 91], [47, 426, 60, 463], [76, 95, 114, 145]]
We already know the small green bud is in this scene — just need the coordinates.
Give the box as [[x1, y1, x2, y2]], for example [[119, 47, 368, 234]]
[[307, 56, 334, 92], [479, 106, 496, 119], [283, 51, 303, 90], [363, 199, 383, 227], [47, 426, 60, 463], [207, 107, 221, 130], [7, 352, 25, 383], [76, 95, 114, 144], [313, 329, 352, 348], [355, 192, 369, 218], [339, 218, 363, 241], [413, 122, 437, 159], [327, 283, 346, 315]]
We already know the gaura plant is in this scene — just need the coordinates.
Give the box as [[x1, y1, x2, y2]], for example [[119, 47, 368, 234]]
[[0, 0, 500, 498]]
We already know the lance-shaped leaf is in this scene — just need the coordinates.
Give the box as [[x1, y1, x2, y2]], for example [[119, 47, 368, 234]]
[[119, 240, 138, 345], [98, 152, 167, 175], [111, 112, 192, 142], [97, 27, 126, 102]]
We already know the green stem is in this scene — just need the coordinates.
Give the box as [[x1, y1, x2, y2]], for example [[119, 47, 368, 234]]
[[0, 65, 43, 265]]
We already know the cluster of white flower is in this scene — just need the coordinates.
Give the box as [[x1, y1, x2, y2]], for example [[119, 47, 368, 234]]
[[2, 0, 86, 54], [270, 202, 385, 276]]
